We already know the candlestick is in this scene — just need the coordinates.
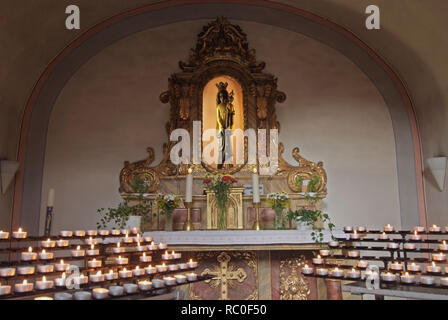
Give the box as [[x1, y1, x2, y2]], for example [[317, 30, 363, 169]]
[[252, 168, 260, 203], [12, 228, 27, 239], [184, 202, 194, 231], [186, 167, 193, 203]]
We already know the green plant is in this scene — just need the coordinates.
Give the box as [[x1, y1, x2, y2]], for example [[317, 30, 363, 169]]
[[289, 207, 335, 244], [307, 175, 319, 192], [294, 175, 304, 191], [203, 174, 237, 230], [97, 176, 152, 229]]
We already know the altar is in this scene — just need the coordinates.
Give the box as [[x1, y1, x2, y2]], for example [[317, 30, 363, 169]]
[[143, 230, 345, 300]]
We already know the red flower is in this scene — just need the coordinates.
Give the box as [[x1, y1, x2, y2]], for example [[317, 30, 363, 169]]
[[222, 176, 232, 182], [203, 179, 211, 184], [231, 178, 238, 183]]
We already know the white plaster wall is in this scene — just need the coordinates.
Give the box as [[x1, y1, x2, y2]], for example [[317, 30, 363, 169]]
[[41, 20, 401, 232]]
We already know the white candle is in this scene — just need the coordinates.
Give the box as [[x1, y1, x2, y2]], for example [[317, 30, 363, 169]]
[[74, 230, 85, 237], [413, 226, 425, 233], [123, 283, 138, 294], [138, 280, 153, 291], [123, 233, 133, 243], [47, 189, 55, 207], [73, 274, 88, 285], [168, 264, 179, 271], [105, 270, 118, 280], [440, 277, 448, 286], [135, 241, 146, 252], [87, 230, 97, 236], [0, 285, 11, 296], [145, 265, 157, 274], [87, 259, 102, 268], [356, 226, 366, 233], [410, 230, 422, 241], [319, 249, 330, 257], [37, 264, 54, 273], [92, 288, 109, 299], [421, 276, 435, 285], [316, 267, 328, 276], [0, 231, 9, 239], [21, 247, 37, 261], [116, 256, 128, 265], [378, 232, 389, 240], [39, 249, 53, 260], [178, 263, 188, 270], [56, 239, 69, 247], [350, 230, 360, 240], [186, 272, 198, 281], [0, 267, 15, 277], [111, 230, 121, 236], [162, 251, 172, 260], [17, 266, 35, 275], [384, 224, 394, 232], [99, 230, 109, 236], [175, 274, 187, 284], [118, 268, 132, 278], [348, 250, 360, 258], [380, 272, 396, 282], [71, 245, 85, 257], [87, 244, 99, 256], [152, 279, 165, 288], [187, 259, 198, 268], [14, 280, 33, 293], [144, 236, 153, 243], [13, 228, 27, 239], [407, 263, 421, 272], [343, 226, 353, 232], [148, 241, 158, 251], [158, 242, 167, 250], [54, 273, 67, 287], [330, 267, 344, 278], [387, 242, 399, 249], [140, 252, 152, 262], [36, 276, 53, 290], [328, 241, 339, 248], [404, 243, 416, 250], [348, 268, 361, 279], [156, 264, 168, 273], [390, 262, 403, 271], [164, 276, 176, 286], [312, 255, 323, 265], [432, 253, 446, 261], [357, 260, 368, 268], [430, 224, 441, 232], [89, 271, 104, 283], [131, 227, 140, 235], [186, 168, 193, 203], [439, 241, 448, 251], [301, 264, 314, 275], [84, 237, 98, 245], [113, 242, 126, 254], [60, 230, 73, 237], [132, 266, 145, 276], [172, 251, 181, 259], [400, 272, 415, 284], [252, 168, 260, 203], [427, 262, 441, 273]]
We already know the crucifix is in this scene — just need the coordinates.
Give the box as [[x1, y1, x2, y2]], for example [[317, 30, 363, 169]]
[[201, 252, 247, 300]]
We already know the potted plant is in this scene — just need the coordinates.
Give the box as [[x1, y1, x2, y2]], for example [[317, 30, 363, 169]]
[[155, 194, 181, 231], [287, 207, 335, 244], [203, 174, 238, 230], [97, 177, 151, 230], [266, 191, 290, 230]]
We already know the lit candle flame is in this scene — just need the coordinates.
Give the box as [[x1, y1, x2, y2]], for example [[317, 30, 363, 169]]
[[76, 245, 80, 250], [91, 244, 94, 250], [23, 280, 27, 285], [117, 242, 120, 247], [18, 228, 23, 233], [60, 259, 64, 264], [42, 276, 46, 282], [28, 247, 32, 252]]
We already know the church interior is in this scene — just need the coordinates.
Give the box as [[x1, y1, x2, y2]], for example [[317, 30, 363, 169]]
[[1, 0, 448, 302]]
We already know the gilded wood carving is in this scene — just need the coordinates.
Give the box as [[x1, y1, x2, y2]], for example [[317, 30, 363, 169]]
[[279, 256, 311, 300]]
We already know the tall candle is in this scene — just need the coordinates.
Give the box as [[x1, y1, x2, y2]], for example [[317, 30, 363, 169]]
[[47, 189, 55, 207], [252, 168, 260, 203], [186, 168, 193, 203]]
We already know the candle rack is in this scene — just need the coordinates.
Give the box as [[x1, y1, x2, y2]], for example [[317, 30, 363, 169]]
[[302, 227, 448, 293], [0, 230, 204, 300]]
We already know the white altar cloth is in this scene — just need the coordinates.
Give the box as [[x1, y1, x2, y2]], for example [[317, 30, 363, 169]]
[[142, 230, 345, 246]]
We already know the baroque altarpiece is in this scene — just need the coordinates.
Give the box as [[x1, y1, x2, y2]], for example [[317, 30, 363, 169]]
[[118, 18, 331, 300]]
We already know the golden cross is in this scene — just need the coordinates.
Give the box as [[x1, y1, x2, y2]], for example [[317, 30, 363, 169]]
[[201, 252, 247, 300]]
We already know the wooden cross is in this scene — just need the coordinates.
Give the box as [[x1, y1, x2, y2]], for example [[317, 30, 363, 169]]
[[201, 252, 247, 300]]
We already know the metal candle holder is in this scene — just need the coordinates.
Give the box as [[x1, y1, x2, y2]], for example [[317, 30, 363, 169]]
[[252, 203, 261, 230], [183, 202, 194, 231]]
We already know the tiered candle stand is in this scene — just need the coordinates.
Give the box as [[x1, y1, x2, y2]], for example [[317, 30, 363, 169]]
[[0, 230, 208, 300], [301, 227, 448, 298]]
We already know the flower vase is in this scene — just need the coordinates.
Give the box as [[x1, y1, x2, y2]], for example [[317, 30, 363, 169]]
[[165, 211, 173, 231], [274, 207, 286, 230], [217, 205, 227, 230]]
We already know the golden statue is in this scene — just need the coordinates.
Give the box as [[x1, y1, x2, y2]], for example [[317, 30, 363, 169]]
[[216, 82, 235, 169]]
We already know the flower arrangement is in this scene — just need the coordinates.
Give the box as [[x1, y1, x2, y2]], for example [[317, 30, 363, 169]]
[[156, 194, 181, 231], [203, 174, 238, 230], [266, 191, 291, 229]]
